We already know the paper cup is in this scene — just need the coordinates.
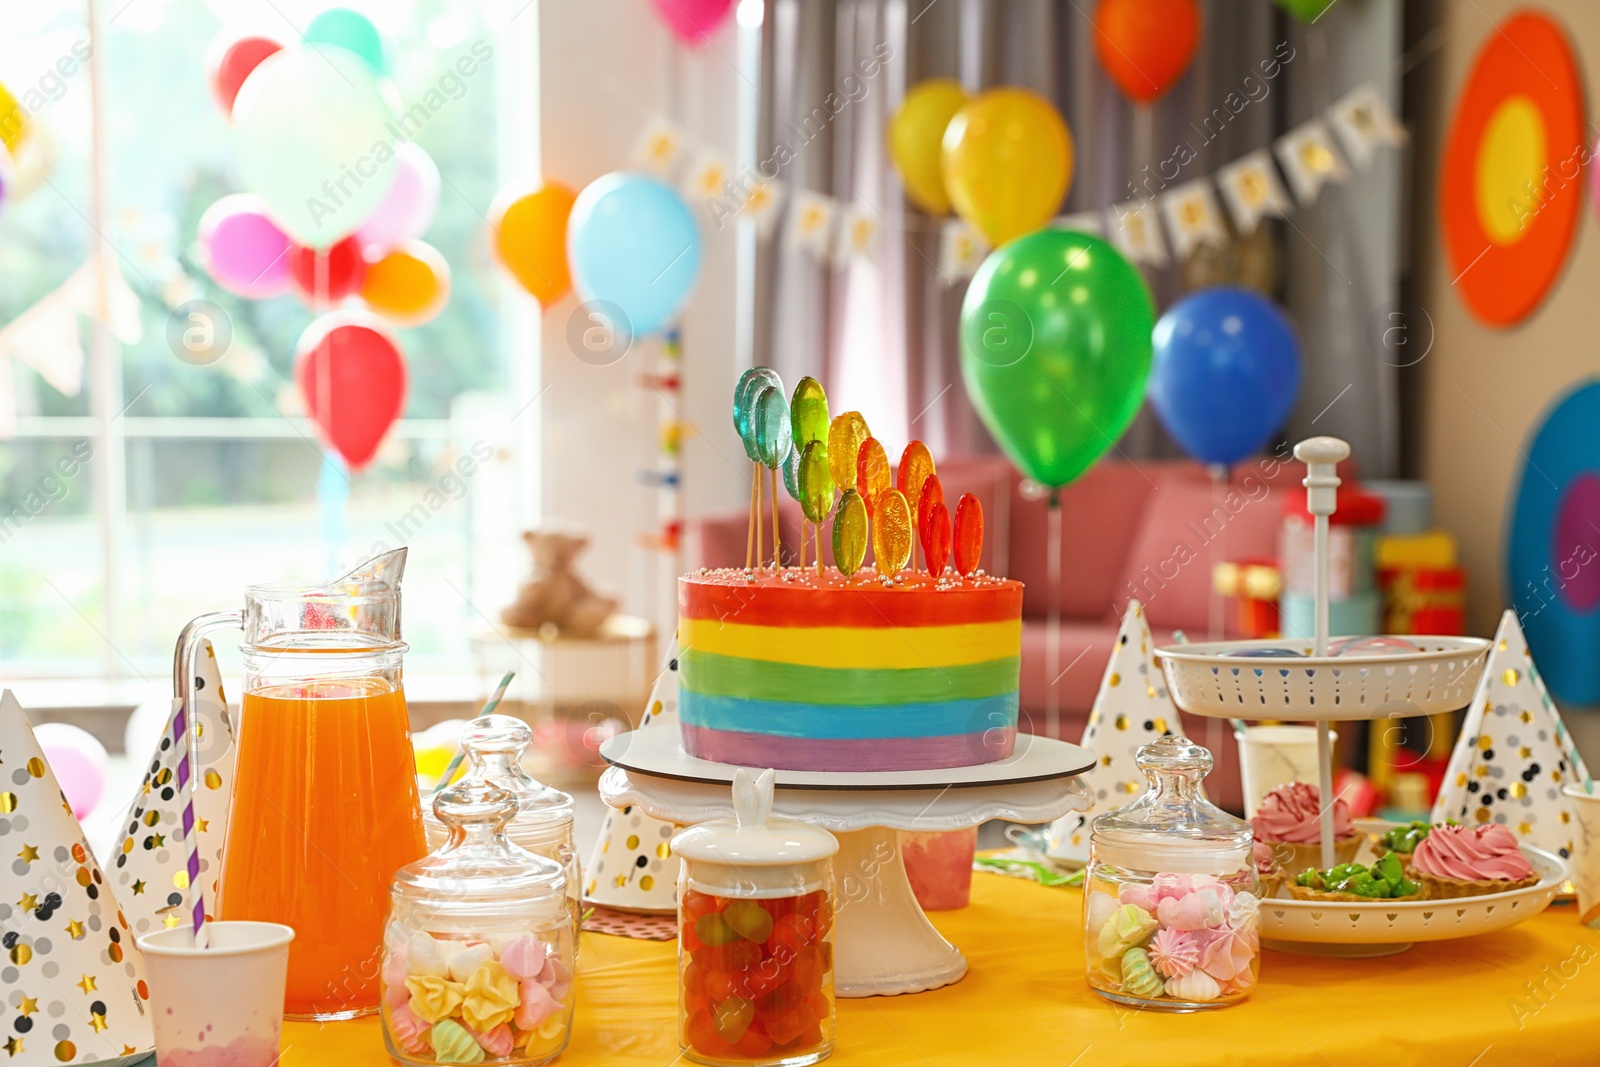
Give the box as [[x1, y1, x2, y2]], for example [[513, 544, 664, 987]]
[[1561, 785, 1600, 926], [1236, 725, 1336, 818], [138, 921, 294, 1067]]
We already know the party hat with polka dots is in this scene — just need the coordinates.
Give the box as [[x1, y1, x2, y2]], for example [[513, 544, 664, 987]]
[[1048, 602, 1179, 864], [583, 647, 683, 913], [109, 640, 235, 940], [1432, 610, 1591, 863], [0, 689, 154, 1066]]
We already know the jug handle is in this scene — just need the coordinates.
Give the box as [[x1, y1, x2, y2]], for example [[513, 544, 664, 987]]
[[173, 611, 244, 759]]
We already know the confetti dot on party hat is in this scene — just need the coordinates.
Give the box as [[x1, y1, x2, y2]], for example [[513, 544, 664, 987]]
[[1048, 601, 1180, 864], [0, 689, 154, 1062], [1433, 609, 1591, 860], [585, 647, 682, 916]]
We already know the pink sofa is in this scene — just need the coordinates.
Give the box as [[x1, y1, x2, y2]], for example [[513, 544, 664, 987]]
[[687, 452, 1315, 811]]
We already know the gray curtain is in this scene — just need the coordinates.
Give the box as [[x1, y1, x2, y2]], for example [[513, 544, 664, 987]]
[[749, 0, 1403, 476]]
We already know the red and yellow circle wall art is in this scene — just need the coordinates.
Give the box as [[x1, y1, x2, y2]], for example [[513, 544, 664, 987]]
[[1440, 10, 1583, 327]]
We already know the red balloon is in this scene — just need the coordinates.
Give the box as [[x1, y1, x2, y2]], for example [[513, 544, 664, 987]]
[[295, 312, 407, 470], [952, 493, 984, 577], [207, 35, 282, 117], [1093, 0, 1200, 104], [289, 236, 368, 306], [923, 502, 952, 577]]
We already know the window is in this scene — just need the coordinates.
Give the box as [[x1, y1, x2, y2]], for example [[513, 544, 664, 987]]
[[0, 1, 535, 681]]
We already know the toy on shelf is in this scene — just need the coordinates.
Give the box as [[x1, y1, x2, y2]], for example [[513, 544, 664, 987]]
[[1211, 558, 1281, 639], [501, 529, 620, 638]]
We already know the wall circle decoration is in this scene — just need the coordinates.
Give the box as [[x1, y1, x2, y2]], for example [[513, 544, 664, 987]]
[[1440, 11, 1582, 327], [1507, 380, 1600, 704]]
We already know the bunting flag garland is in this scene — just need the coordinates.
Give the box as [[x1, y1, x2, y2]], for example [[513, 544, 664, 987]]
[[938, 218, 989, 281], [737, 178, 785, 234], [682, 150, 733, 212], [1214, 151, 1294, 235], [1108, 200, 1169, 266], [832, 206, 883, 265], [787, 191, 837, 259], [1274, 119, 1351, 205], [1327, 84, 1407, 168], [1158, 178, 1228, 260], [634, 119, 685, 175]]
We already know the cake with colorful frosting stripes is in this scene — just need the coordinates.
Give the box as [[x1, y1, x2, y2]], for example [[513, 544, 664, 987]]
[[678, 567, 1023, 771]]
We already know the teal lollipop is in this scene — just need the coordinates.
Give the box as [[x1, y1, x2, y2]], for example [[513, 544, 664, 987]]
[[790, 376, 830, 450], [734, 367, 782, 461], [782, 444, 803, 501], [797, 440, 834, 523], [752, 385, 792, 468]]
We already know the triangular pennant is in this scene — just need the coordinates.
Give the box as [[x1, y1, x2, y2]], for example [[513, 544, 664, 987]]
[[1326, 84, 1406, 169], [786, 192, 837, 260], [0, 690, 154, 1064], [1273, 120, 1350, 205], [633, 118, 685, 175], [1215, 150, 1294, 235], [735, 177, 786, 235], [832, 205, 882, 265], [583, 647, 683, 913], [1159, 178, 1228, 261], [937, 218, 988, 282], [1107, 200, 1168, 265], [681, 150, 733, 215], [1048, 602, 1179, 863], [109, 640, 236, 939], [1432, 610, 1592, 862]]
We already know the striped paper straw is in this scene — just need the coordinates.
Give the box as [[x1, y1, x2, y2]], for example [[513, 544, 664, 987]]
[[173, 697, 208, 947], [430, 672, 515, 796]]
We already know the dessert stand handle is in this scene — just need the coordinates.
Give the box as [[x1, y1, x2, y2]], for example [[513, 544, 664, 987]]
[[1293, 436, 1349, 872]]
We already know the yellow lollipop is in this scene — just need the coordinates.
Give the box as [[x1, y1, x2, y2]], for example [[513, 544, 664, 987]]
[[828, 412, 870, 494], [833, 488, 869, 577], [873, 488, 913, 574]]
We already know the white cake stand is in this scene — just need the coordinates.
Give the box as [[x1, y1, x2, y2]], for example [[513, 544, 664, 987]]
[[599, 729, 1093, 996]]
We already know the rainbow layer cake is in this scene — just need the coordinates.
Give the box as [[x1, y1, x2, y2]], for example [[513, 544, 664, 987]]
[[678, 567, 1023, 772]]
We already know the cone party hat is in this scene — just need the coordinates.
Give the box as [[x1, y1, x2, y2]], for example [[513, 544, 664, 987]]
[[1432, 610, 1591, 863], [1049, 601, 1179, 863], [583, 646, 683, 912], [0, 690, 154, 1065], [109, 639, 235, 938]]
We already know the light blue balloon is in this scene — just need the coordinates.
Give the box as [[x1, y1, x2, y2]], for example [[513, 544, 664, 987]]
[[567, 173, 702, 338], [305, 8, 387, 73]]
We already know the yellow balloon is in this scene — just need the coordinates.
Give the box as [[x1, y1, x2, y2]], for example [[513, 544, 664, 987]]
[[888, 78, 968, 216], [0, 82, 26, 153], [362, 240, 451, 327], [941, 87, 1074, 246]]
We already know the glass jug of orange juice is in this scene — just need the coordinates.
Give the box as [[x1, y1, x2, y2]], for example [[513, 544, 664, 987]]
[[173, 549, 426, 1021]]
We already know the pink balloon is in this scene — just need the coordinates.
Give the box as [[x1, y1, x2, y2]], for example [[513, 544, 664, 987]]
[[354, 142, 440, 255], [199, 194, 293, 297], [34, 722, 108, 820], [650, 0, 734, 44]]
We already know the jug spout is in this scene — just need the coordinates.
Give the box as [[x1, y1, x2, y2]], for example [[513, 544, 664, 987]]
[[334, 547, 408, 590]]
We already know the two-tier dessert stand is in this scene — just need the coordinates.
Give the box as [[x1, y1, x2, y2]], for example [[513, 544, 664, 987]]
[[599, 728, 1093, 995], [1155, 437, 1564, 956]]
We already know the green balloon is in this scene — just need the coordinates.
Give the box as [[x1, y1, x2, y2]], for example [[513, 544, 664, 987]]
[[797, 441, 834, 523], [233, 46, 397, 246], [305, 8, 387, 73], [1275, 0, 1337, 21], [790, 376, 830, 449], [733, 367, 781, 462], [752, 385, 792, 469], [959, 230, 1154, 489]]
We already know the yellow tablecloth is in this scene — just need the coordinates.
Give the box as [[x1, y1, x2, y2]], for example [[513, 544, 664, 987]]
[[284, 872, 1600, 1066]]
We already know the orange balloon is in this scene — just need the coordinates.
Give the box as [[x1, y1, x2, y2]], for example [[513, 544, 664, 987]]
[[361, 240, 450, 326], [1093, 0, 1200, 104], [490, 181, 576, 306]]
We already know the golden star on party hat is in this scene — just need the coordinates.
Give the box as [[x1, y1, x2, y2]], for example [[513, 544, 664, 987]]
[[110, 639, 235, 938], [1048, 601, 1180, 864], [0, 690, 153, 1066], [583, 647, 682, 913], [1432, 609, 1591, 863]]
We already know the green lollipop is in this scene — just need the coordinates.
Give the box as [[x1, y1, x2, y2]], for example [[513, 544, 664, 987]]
[[790, 376, 830, 449], [797, 440, 834, 522], [733, 367, 782, 461], [782, 444, 802, 501], [752, 385, 792, 469]]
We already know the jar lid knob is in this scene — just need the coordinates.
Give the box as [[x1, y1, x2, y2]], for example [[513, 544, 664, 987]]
[[460, 714, 533, 762], [431, 777, 518, 832], [732, 768, 776, 830], [1133, 735, 1213, 778]]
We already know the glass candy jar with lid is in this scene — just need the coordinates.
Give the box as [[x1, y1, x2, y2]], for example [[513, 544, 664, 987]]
[[383, 779, 576, 1066], [1084, 736, 1260, 1011], [424, 715, 583, 940], [671, 769, 838, 1067]]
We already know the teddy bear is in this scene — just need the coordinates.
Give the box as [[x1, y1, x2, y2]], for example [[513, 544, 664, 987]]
[[501, 529, 619, 637]]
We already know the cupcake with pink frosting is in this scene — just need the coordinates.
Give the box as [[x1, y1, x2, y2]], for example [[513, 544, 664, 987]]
[[1410, 823, 1539, 899], [1249, 782, 1359, 876]]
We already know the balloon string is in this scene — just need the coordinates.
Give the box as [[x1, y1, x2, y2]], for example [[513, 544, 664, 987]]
[[317, 248, 331, 457]]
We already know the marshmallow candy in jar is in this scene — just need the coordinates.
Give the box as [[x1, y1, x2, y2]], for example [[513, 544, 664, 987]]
[[424, 714, 583, 941], [672, 769, 839, 1067], [384, 779, 576, 1066], [1084, 736, 1260, 1011]]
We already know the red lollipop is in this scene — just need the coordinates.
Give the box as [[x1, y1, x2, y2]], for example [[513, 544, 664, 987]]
[[952, 493, 984, 577], [207, 35, 282, 117], [295, 311, 407, 470], [289, 236, 368, 306], [917, 474, 945, 564], [924, 502, 952, 576]]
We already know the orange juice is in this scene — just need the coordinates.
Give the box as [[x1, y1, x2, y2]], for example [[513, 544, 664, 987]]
[[219, 678, 425, 1019]]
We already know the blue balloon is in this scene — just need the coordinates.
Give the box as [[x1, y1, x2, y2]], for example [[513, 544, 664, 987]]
[[567, 173, 702, 338], [1148, 287, 1303, 466]]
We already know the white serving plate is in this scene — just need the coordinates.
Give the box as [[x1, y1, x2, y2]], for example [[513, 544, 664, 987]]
[[1156, 636, 1491, 721], [1259, 821, 1566, 957]]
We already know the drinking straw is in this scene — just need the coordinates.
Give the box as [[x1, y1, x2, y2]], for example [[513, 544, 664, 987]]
[[430, 672, 515, 795], [173, 697, 208, 947]]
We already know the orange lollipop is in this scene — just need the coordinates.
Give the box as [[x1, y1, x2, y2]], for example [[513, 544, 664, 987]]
[[952, 493, 984, 577], [856, 437, 891, 516]]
